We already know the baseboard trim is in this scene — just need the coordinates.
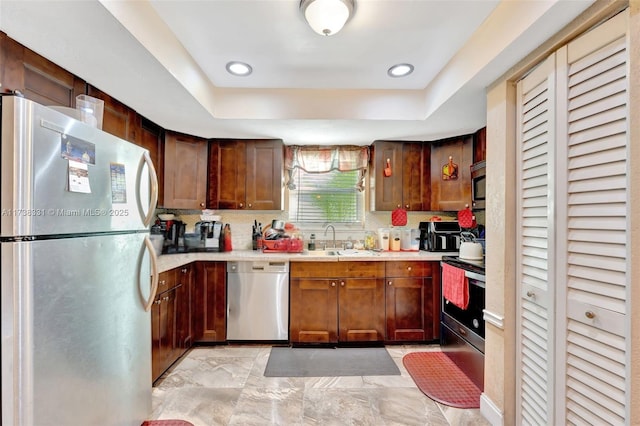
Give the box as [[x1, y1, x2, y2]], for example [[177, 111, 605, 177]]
[[480, 393, 504, 426]]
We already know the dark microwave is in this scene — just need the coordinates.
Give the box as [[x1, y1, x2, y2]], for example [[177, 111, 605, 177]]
[[471, 160, 486, 210]]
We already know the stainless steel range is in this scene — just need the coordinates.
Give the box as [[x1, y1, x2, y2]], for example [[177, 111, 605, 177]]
[[440, 255, 485, 389]]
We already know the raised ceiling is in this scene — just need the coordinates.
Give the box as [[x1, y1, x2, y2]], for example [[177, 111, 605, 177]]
[[0, 0, 596, 145]]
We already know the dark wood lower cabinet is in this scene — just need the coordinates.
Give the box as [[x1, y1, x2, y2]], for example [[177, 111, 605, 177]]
[[151, 285, 178, 382], [290, 262, 385, 344], [193, 261, 226, 343], [385, 261, 440, 342], [151, 265, 192, 383], [151, 259, 439, 381]]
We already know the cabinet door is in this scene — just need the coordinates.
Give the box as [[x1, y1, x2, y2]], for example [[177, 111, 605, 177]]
[[0, 34, 85, 107], [290, 278, 339, 343], [401, 142, 429, 211], [193, 262, 226, 342], [151, 294, 163, 382], [371, 141, 403, 211], [385, 261, 439, 342], [338, 277, 385, 342], [152, 287, 178, 382], [386, 277, 430, 341], [140, 118, 164, 206], [175, 265, 192, 350], [245, 139, 283, 210], [430, 135, 473, 211], [473, 127, 486, 163], [86, 86, 139, 143], [212, 140, 246, 209], [163, 131, 208, 209]]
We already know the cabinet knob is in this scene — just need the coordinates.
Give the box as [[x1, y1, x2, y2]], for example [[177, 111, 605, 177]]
[[340, 281, 345, 287], [239, 203, 244, 208], [388, 281, 392, 286], [248, 203, 252, 208], [526, 291, 535, 298], [159, 280, 166, 286], [331, 282, 336, 287], [585, 311, 596, 319], [405, 204, 409, 209], [407, 266, 412, 271], [181, 268, 188, 274], [199, 202, 205, 207], [397, 204, 401, 208]]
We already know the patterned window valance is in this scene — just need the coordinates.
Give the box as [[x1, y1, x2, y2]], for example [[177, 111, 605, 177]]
[[284, 145, 370, 191]]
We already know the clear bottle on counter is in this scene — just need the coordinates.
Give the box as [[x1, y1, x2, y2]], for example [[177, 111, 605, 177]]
[[308, 233, 316, 251], [364, 231, 376, 250]]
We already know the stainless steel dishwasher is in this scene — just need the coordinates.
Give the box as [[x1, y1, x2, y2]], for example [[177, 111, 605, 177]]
[[226, 261, 289, 341]]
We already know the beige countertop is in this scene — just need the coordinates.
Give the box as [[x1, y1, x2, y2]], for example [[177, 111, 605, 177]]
[[156, 249, 457, 273]]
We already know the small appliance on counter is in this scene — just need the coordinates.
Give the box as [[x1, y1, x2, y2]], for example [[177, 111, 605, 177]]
[[194, 220, 225, 252], [419, 221, 461, 252], [158, 219, 186, 254]]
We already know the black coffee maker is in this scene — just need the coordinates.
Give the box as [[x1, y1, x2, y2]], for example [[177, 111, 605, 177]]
[[419, 221, 461, 252], [157, 219, 186, 253]]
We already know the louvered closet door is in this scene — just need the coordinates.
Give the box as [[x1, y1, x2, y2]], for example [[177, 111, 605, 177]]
[[515, 53, 557, 425], [554, 10, 629, 425]]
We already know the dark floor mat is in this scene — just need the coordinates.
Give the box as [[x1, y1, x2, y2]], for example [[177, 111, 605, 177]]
[[403, 351, 482, 409], [264, 347, 401, 377]]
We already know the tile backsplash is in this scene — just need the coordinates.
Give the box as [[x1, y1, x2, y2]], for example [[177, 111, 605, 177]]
[[152, 208, 480, 251]]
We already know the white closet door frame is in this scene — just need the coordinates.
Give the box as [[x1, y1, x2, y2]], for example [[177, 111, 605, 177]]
[[515, 52, 557, 425]]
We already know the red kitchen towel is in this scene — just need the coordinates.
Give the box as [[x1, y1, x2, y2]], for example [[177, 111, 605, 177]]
[[442, 263, 469, 309]]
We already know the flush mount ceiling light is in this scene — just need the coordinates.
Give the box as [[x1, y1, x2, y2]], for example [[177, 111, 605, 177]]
[[387, 63, 414, 78], [226, 61, 253, 76], [300, 0, 355, 36]]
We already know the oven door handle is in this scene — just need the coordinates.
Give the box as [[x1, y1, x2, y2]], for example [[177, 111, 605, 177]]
[[465, 270, 485, 285], [440, 261, 486, 285]]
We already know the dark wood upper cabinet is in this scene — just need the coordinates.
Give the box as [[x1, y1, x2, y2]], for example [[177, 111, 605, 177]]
[[208, 139, 283, 210], [140, 118, 164, 207], [86, 85, 139, 143], [163, 131, 208, 209], [430, 134, 473, 211], [370, 141, 430, 211], [473, 127, 486, 163], [0, 33, 85, 107]]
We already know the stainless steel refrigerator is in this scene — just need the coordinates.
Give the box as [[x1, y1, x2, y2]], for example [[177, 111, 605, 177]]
[[0, 95, 159, 425]]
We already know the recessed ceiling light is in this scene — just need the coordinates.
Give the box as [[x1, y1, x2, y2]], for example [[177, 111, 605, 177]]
[[226, 61, 253, 76], [387, 63, 414, 78]]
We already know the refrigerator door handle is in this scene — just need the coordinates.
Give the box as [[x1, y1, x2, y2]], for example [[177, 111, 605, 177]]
[[143, 235, 160, 312], [139, 151, 159, 227]]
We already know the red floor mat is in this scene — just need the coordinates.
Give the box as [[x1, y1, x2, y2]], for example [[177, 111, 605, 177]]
[[403, 351, 481, 409], [142, 421, 194, 426]]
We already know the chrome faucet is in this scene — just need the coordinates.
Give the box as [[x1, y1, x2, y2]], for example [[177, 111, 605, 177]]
[[324, 224, 336, 249]]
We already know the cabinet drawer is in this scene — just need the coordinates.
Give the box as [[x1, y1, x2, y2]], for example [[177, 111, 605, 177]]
[[290, 261, 341, 278], [385, 261, 428, 277], [342, 261, 385, 278], [158, 269, 176, 293]]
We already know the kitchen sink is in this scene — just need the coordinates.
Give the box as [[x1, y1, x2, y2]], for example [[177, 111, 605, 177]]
[[303, 249, 340, 256], [301, 249, 378, 257]]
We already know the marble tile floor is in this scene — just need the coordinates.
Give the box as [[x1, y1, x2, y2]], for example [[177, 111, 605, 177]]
[[151, 344, 491, 426]]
